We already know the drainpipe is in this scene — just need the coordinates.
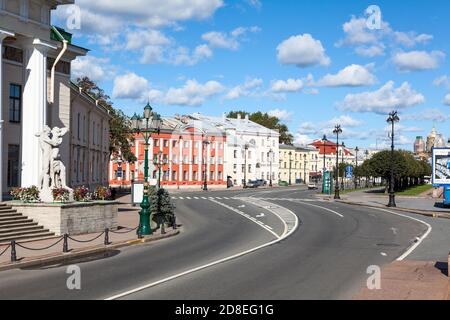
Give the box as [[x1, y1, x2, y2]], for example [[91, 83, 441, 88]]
[[50, 26, 68, 104]]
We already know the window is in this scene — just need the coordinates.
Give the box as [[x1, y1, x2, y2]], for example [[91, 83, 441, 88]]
[[184, 141, 189, 148], [172, 171, 177, 181], [248, 151, 251, 159], [241, 164, 245, 173], [3, 46, 23, 63], [172, 155, 177, 164], [163, 140, 169, 147], [218, 157, 223, 165], [183, 171, 188, 181], [234, 150, 238, 158], [77, 113, 80, 139], [154, 139, 159, 147], [210, 157, 215, 165], [218, 171, 223, 180], [7, 145, 20, 187], [9, 84, 21, 123], [210, 171, 215, 180], [183, 155, 188, 164], [248, 164, 252, 173], [194, 141, 199, 149], [172, 140, 177, 148], [193, 171, 198, 180], [194, 156, 198, 164]]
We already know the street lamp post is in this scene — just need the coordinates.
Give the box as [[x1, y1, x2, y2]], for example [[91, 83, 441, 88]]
[[333, 125, 342, 199], [303, 154, 307, 184], [243, 144, 249, 188], [341, 142, 345, 190], [156, 150, 163, 189], [269, 148, 273, 187], [203, 137, 210, 191], [321, 135, 328, 193], [354, 146, 359, 190], [387, 110, 399, 207], [131, 103, 162, 237]]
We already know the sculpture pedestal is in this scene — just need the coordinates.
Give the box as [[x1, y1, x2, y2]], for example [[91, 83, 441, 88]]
[[39, 187, 74, 202]]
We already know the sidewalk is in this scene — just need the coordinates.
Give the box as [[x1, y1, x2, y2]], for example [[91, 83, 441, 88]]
[[0, 199, 179, 270], [317, 188, 450, 219], [354, 259, 449, 300]]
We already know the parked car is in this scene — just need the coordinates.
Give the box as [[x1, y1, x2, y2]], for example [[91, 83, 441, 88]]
[[308, 183, 318, 190], [256, 179, 267, 186], [245, 180, 259, 188], [278, 180, 288, 187]]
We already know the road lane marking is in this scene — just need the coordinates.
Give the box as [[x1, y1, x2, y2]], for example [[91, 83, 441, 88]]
[[104, 199, 299, 300], [256, 213, 265, 218], [293, 200, 344, 218], [373, 208, 432, 261]]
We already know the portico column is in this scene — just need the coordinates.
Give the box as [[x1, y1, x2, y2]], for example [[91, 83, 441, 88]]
[[0, 29, 15, 201], [21, 39, 56, 187]]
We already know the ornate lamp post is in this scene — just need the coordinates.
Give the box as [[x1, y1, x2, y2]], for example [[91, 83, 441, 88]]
[[387, 110, 399, 207], [156, 150, 163, 189], [354, 146, 359, 189], [333, 125, 342, 199], [269, 148, 273, 187], [243, 144, 249, 188], [341, 142, 345, 190], [288, 151, 293, 185], [303, 154, 307, 184], [203, 136, 210, 191], [321, 135, 328, 193], [131, 103, 162, 237]]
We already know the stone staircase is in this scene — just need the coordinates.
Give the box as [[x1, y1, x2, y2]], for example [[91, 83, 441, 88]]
[[0, 203, 55, 243]]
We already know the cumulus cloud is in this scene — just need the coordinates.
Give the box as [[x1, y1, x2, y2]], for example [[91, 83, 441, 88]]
[[225, 78, 263, 100], [54, 0, 224, 32], [167, 45, 213, 66], [336, 13, 434, 57], [433, 75, 450, 88], [402, 108, 450, 123], [392, 50, 445, 72], [71, 56, 113, 82], [316, 64, 377, 87], [112, 73, 152, 100], [164, 80, 225, 106], [268, 109, 294, 121], [201, 26, 260, 50], [444, 94, 450, 106], [276, 34, 331, 67], [338, 81, 425, 114], [125, 29, 171, 50], [270, 79, 304, 93]]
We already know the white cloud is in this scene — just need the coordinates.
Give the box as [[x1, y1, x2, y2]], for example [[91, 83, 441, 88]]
[[393, 31, 433, 47], [339, 81, 425, 114], [140, 45, 165, 64], [167, 45, 213, 66], [294, 133, 313, 145], [268, 109, 294, 121], [225, 78, 263, 100], [354, 44, 385, 57], [112, 73, 151, 100], [202, 26, 260, 50], [276, 34, 331, 67], [402, 108, 450, 123], [126, 29, 171, 50], [316, 64, 377, 87], [433, 75, 450, 88], [54, 0, 224, 32], [270, 79, 304, 93], [392, 50, 445, 72], [296, 115, 365, 142], [444, 94, 450, 106], [246, 0, 262, 9], [164, 79, 224, 106], [71, 56, 113, 82], [326, 115, 363, 127]]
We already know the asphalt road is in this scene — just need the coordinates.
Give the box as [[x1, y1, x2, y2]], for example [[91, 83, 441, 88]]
[[0, 186, 434, 299]]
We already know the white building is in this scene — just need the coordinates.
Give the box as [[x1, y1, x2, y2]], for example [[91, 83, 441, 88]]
[[1, 0, 110, 199], [191, 113, 280, 186]]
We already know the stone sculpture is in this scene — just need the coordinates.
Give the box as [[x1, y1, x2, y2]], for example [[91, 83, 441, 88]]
[[35, 126, 73, 202]]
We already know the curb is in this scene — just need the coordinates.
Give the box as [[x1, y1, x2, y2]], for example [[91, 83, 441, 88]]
[[0, 229, 180, 272], [330, 199, 450, 220]]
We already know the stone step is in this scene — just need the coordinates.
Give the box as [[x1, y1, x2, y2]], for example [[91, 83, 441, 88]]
[[0, 221, 38, 229], [0, 216, 28, 222], [0, 227, 50, 237], [0, 218, 33, 226], [0, 212, 22, 218], [0, 231, 56, 244], [0, 207, 14, 212], [0, 225, 44, 234]]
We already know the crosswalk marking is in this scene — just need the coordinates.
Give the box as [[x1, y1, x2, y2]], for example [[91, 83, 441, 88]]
[[171, 195, 323, 203]]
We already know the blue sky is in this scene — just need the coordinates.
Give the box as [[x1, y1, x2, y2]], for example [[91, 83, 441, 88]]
[[53, 0, 450, 150]]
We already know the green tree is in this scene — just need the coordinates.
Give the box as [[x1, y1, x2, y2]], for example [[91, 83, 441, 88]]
[[226, 111, 294, 145], [76, 77, 137, 163]]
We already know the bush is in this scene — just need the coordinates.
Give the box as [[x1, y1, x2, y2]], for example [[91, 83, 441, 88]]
[[149, 187, 175, 228], [52, 187, 70, 203], [74, 186, 91, 202], [10, 187, 23, 200], [93, 186, 112, 200], [15, 186, 40, 203]]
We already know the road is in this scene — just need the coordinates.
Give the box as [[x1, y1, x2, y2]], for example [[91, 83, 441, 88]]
[[0, 186, 435, 299]]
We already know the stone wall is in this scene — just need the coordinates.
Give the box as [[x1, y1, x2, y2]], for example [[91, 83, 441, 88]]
[[10, 201, 118, 236]]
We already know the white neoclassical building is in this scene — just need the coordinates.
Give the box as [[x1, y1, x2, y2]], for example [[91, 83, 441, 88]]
[[1, 0, 111, 200], [191, 113, 280, 186]]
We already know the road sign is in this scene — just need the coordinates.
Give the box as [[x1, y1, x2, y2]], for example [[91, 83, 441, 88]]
[[345, 165, 353, 178], [432, 147, 450, 186], [323, 171, 332, 194]]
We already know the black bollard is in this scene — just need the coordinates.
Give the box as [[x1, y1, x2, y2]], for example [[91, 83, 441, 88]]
[[63, 234, 69, 253], [10, 240, 17, 263], [104, 228, 110, 245]]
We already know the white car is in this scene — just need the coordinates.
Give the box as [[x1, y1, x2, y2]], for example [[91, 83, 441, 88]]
[[308, 183, 318, 190]]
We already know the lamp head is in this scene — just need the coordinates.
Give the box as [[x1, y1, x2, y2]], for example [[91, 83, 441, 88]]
[[144, 102, 152, 120]]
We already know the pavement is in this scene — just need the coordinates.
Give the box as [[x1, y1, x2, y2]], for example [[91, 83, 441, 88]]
[[0, 186, 447, 300], [0, 199, 177, 269]]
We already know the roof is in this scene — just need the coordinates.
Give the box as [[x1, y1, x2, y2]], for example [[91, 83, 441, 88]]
[[190, 113, 280, 137], [69, 81, 112, 117], [309, 139, 353, 156]]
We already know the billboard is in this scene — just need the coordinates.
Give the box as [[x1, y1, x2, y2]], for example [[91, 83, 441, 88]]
[[432, 147, 450, 186]]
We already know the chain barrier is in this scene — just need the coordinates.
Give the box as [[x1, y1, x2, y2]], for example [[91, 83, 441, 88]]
[[0, 244, 10, 257], [109, 226, 139, 234], [15, 236, 64, 251], [68, 231, 105, 243]]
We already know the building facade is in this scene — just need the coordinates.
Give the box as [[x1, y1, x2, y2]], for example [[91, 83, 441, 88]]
[[279, 144, 320, 184], [0, 0, 110, 199], [109, 115, 227, 189], [309, 138, 355, 176], [190, 113, 280, 186]]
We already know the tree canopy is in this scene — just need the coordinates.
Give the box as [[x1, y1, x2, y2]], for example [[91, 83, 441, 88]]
[[76, 77, 137, 163], [226, 111, 293, 145]]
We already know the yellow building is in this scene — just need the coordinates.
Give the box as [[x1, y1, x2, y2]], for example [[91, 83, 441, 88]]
[[279, 144, 320, 184]]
